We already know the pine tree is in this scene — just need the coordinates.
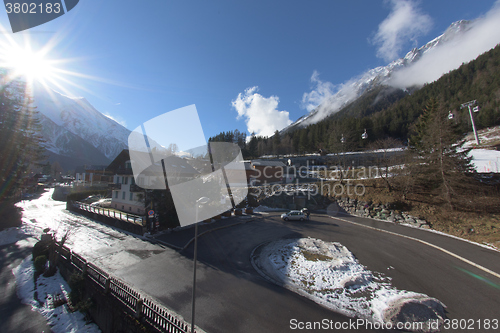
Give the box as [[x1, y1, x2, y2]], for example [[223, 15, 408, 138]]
[[0, 74, 46, 200], [408, 98, 476, 209], [247, 134, 258, 159]]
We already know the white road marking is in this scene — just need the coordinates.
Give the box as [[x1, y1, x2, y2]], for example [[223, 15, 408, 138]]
[[329, 215, 500, 280]]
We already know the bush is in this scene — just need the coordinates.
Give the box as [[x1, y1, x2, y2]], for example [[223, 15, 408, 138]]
[[68, 272, 86, 306], [68, 272, 94, 313], [33, 255, 47, 274], [32, 241, 49, 260]]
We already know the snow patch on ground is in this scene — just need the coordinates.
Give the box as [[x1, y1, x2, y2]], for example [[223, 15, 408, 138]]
[[253, 237, 446, 332], [12, 255, 101, 333], [469, 149, 500, 173]]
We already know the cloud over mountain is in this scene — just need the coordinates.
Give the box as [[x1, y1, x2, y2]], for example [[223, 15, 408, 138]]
[[389, 1, 500, 88], [232, 86, 292, 138], [372, 0, 433, 62]]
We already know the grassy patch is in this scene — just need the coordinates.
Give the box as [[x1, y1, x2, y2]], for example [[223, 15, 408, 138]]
[[325, 178, 500, 249], [301, 250, 332, 262]]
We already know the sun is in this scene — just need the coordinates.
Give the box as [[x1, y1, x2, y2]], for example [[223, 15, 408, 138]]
[[1, 45, 56, 83], [0, 34, 126, 104], [0, 37, 87, 97]]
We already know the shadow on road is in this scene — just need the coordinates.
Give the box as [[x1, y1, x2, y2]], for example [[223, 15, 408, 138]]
[[0, 242, 53, 333]]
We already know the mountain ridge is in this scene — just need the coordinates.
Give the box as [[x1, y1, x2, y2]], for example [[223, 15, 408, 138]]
[[32, 85, 130, 165], [281, 19, 472, 134]]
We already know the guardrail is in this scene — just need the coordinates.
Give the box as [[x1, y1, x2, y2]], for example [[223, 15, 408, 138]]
[[73, 201, 144, 225], [56, 244, 192, 333]]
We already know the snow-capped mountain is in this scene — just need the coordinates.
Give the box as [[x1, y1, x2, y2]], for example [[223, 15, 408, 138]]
[[283, 20, 472, 132], [32, 85, 130, 162]]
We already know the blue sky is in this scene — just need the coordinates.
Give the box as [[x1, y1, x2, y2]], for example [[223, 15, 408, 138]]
[[0, 0, 499, 141]]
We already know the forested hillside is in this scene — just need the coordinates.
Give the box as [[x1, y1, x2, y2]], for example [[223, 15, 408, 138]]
[[211, 44, 500, 158]]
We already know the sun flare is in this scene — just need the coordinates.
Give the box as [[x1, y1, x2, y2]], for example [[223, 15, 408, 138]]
[[0, 37, 88, 97], [4, 46, 55, 82]]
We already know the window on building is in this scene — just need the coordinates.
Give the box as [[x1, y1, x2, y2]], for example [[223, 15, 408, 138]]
[[129, 207, 132, 211], [116, 176, 120, 184], [122, 191, 125, 199], [123, 176, 128, 185], [115, 191, 118, 198], [131, 177, 135, 185], [129, 193, 133, 201]]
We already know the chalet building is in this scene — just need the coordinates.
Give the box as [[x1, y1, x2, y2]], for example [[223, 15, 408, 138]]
[[106, 149, 199, 215], [75, 166, 112, 188], [106, 150, 145, 214]]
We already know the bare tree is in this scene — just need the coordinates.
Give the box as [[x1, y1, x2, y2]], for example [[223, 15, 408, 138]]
[[369, 137, 403, 192], [45, 228, 72, 277]]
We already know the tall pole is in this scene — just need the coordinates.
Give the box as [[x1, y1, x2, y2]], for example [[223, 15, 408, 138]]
[[461, 100, 480, 145], [191, 197, 209, 333], [191, 217, 198, 333], [467, 104, 480, 145]]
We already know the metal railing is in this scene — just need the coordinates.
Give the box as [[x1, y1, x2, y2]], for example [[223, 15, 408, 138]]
[[73, 201, 145, 225], [56, 244, 193, 333]]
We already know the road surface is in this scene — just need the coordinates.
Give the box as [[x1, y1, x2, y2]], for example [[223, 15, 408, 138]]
[[12, 189, 500, 332]]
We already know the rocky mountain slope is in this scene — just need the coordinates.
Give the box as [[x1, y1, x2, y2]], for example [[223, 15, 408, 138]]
[[282, 20, 472, 134], [31, 84, 131, 170]]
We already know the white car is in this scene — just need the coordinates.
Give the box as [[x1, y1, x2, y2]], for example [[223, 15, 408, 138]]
[[281, 210, 306, 221]]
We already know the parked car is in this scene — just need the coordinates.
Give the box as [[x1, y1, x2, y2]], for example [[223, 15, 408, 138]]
[[83, 195, 102, 204], [281, 210, 306, 221], [91, 198, 112, 208]]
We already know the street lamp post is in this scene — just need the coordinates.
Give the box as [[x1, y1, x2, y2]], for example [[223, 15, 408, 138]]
[[191, 197, 209, 333], [460, 100, 480, 145]]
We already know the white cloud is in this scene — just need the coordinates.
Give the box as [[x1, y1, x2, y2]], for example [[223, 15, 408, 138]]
[[301, 71, 360, 125], [103, 112, 127, 127], [389, 1, 500, 88], [301, 71, 336, 113], [373, 0, 433, 62], [232, 86, 292, 137]]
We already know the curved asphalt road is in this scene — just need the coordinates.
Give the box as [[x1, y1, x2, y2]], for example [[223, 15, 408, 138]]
[[116, 212, 500, 333]]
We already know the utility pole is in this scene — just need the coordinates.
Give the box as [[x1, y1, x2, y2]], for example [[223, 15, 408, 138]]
[[460, 100, 480, 145]]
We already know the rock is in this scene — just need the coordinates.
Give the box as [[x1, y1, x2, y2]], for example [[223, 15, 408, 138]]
[[387, 216, 395, 222], [416, 219, 427, 226], [383, 295, 446, 333], [405, 217, 416, 224]]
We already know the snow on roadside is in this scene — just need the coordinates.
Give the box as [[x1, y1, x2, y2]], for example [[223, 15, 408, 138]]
[[1, 222, 101, 333], [12, 255, 101, 333], [0, 227, 22, 246], [0, 219, 42, 246], [253, 237, 446, 332]]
